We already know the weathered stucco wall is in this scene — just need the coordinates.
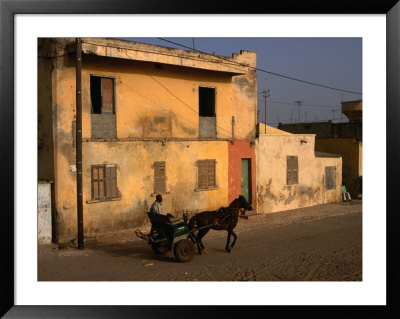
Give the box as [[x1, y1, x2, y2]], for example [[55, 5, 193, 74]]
[[80, 54, 256, 141], [38, 39, 257, 241], [256, 134, 342, 214], [57, 140, 229, 239], [315, 137, 362, 198]]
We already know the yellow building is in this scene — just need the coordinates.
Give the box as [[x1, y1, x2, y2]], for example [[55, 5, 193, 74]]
[[256, 124, 342, 213], [38, 38, 257, 242]]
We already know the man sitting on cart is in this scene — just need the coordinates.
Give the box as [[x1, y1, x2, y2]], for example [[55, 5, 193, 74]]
[[149, 195, 174, 246], [150, 195, 173, 218], [150, 194, 163, 214]]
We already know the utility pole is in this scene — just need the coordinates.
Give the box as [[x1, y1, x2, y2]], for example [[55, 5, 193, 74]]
[[294, 100, 302, 123], [192, 38, 195, 50], [331, 109, 337, 120], [75, 38, 84, 249], [262, 90, 270, 133]]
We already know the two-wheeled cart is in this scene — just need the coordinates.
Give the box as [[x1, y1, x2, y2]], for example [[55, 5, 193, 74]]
[[135, 212, 197, 262]]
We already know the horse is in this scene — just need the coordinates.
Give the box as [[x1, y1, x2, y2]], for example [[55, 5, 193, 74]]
[[188, 195, 252, 254]]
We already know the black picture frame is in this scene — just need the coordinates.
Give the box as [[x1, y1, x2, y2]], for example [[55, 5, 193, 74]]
[[1, 0, 399, 318]]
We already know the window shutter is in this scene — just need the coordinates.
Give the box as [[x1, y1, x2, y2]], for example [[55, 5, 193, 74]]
[[207, 159, 215, 188], [92, 167, 99, 199], [154, 162, 166, 194], [104, 165, 117, 198], [287, 156, 298, 185], [198, 159, 216, 189], [198, 160, 208, 189], [325, 166, 336, 190], [110, 166, 117, 198], [91, 165, 117, 200], [101, 78, 114, 114]]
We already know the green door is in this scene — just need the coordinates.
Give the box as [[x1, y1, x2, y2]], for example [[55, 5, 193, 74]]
[[241, 159, 251, 203]]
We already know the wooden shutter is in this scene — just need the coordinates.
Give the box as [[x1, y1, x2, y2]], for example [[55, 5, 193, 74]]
[[105, 165, 117, 198], [92, 165, 117, 200], [198, 159, 215, 189], [154, 162, 166, 194], [287, 156, 298, 185], [92, 166, 105, 199], [207, 159, 215, 188], [325, 166, 336, 190], [101, 78, 114, 114]]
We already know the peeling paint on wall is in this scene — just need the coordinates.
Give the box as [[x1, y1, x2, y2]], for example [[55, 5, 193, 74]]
[[256, 134, 342, 214]]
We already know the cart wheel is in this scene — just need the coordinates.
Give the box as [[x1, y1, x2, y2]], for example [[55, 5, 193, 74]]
[[151, 242, 169, 255], [174, 239, 195, 262]]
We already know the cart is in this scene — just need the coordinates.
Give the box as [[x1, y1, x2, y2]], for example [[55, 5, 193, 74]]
[[135, 212, 197, 262]]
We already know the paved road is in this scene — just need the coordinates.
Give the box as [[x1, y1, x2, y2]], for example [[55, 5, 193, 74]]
[[38, 202, 362, 281]]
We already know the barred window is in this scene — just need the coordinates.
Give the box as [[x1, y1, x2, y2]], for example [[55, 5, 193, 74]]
[[91, 164, 118, 200], [287, 156, 298, 185], [325, 166, 336, 190], [197, 159, 216, 189], [154, 161, 166, 194]]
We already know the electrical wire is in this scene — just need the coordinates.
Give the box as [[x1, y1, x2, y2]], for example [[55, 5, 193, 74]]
[[120, 80, 236, 140], [101, 39, 249, 139], [158, 38, 362, 96], [256, 99, 343, 108], [143, 71, 249, 139]]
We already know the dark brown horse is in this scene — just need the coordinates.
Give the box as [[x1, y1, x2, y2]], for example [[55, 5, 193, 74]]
[[188, 195, 252, 254]]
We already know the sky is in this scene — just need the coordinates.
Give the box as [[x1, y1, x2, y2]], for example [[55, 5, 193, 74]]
[[124, 37, 362, 127]]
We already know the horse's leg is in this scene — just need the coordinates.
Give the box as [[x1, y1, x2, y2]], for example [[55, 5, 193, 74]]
[[196, 228, 209, 254], [225, 230, 232, 252], [230, 230, 238, 250]]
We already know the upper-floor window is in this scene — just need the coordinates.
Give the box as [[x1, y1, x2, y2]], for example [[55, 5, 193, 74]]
[[90, 76, 115, 114], [90, 76, 116, 138], [199, 87, 216, 138]]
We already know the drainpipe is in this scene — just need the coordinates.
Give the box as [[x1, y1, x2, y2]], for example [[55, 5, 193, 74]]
[[76, 38, 84, 249]]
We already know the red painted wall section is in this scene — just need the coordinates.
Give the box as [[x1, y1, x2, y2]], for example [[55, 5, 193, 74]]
[[228, 139, 257, 210]]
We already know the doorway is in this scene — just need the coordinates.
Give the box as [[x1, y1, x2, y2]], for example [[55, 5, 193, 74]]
[[241, 158, 251, 203]]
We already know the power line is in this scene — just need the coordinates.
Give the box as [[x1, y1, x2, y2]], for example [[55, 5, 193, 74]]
[[144, 71, 248, 139], [105, 39, 249, 139], [157, 38, 362, 96], [256, 99, 342, 108]]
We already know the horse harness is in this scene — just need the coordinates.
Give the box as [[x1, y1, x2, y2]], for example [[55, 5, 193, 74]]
[[213, 207, 240, 228]]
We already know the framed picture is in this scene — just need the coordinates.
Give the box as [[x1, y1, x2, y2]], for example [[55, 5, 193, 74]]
[[1, 0, 399, 317]]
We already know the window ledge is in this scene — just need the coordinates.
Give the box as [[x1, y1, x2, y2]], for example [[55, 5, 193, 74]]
[[86, 197, 122, 204], [195, 187, 219, 192]]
